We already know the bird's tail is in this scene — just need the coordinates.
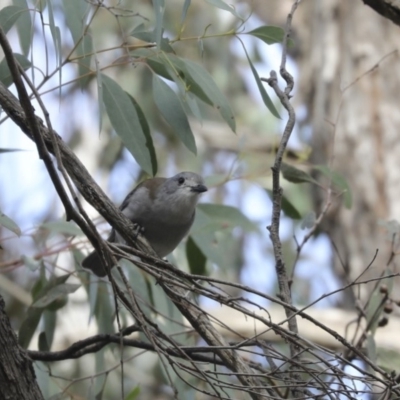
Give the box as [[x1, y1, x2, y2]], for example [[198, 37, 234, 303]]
[[82, 251, 108, 277]]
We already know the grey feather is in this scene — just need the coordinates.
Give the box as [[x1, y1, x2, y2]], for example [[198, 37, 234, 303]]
[[82, 172, 207, 277]]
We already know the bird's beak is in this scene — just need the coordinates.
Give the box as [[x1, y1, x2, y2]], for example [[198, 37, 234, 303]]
[[191, 184, 208, 193]]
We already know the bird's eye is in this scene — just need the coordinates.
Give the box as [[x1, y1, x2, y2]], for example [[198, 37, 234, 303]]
[[178, 177, 185, 185]]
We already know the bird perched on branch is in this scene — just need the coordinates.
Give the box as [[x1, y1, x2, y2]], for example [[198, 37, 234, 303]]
[[82, 171, 208, 276]]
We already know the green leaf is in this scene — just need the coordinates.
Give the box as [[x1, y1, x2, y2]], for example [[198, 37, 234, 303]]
[[18, 307, 43, 348], [241, 42, 280, 119], [181, 0, 191, 25], [41, 221, 83, 236], [93, 281, 115, 334], [62, 0, 88, 45], [0, 5, 24, 34], [313, 165, 352, 209], [132, 50, 235, 130], [33, 283, 80, 308], [125, 386, 141, 400], [205, 0, 242, 19], [196, 203, 258, 232], [43, 309, 56, 349], [0, 211, 21, 236], [186, 236, 207, 275], [12, 0, 32, 56], [265, 189, 301, 219], [47, 0, 62, 77], [247, 26, 295, 47], [182, 59, 236, 132], [366, 334, 376, 363], [130, 24, 173, 52], [0, 53, 31, 87], [127, 94, 157, 176], [281, 162, 317, 184], [101, 74, 154, 175], [152, 0, 165, 49], [62, 0, 92, 86], [190, 204, 257, 269], [152, 74, 197, 153]]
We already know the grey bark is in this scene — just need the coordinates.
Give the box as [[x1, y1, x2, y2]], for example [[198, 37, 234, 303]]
[[0, 296, 44, 400]]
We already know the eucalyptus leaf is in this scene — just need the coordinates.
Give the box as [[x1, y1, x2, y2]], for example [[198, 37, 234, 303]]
[[101, 74, 154, 175], [152, 0, 165, 49], [125, 386, 141, 400], [205, 0, 242, 19], [0, 211, 21, 237], [93, 281, 115, 333], [247, 26, 295, 47], [241, 42, 280, 119], [152, 74, 197, 153], [127, 94, 157, 176], [281, 162, 317, 184], [196, 203, 258, 232], [181, 0, 191, 25], [62, 0, 92, 86], [0, 5, 24, 34], [186, 236, 207, 275], [0, 53, 31, 87], [18, 307, 43, 348], [265, 189, 301, 219], [41, 221, 83, 236], [12, 0, 32, 55], [33, 283, 80, 308], [182, 59, 236, 131]]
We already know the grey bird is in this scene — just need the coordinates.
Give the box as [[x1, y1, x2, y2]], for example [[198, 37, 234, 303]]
[[82, 171, 208, 276]]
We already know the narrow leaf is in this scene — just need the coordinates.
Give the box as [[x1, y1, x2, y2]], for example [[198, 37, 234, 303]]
[[152, 0, 165, 49], [101, 74, 154, 174], [62, 0, 89, 44], [41, 221, 83, 236], [182, 59, 236, 131], [152, 75, 197, 153], [33, 283, 80, 308], [247, 26, 295, 47], [181, 0, 191, 25], [0, 212, 21, 237], [196, 203, 258, 232], [125, 386, 141, 400], [0, 5, 23, 34], [18, 307, 43, 348], [281, 162, 317, 184], [205, 0, 242, 19], [12, 0, 32, 55], [62, 0, 92, 86], [241, 42, 280, 119], [186, 236, 207, 275], [0, 53, 31, 87], [265, 189, 301, 219], [127, 94, 157, 176]]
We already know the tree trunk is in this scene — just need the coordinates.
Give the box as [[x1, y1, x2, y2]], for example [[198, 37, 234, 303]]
[[0, 296, 44, 400], [294, 0, 400, 305]]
